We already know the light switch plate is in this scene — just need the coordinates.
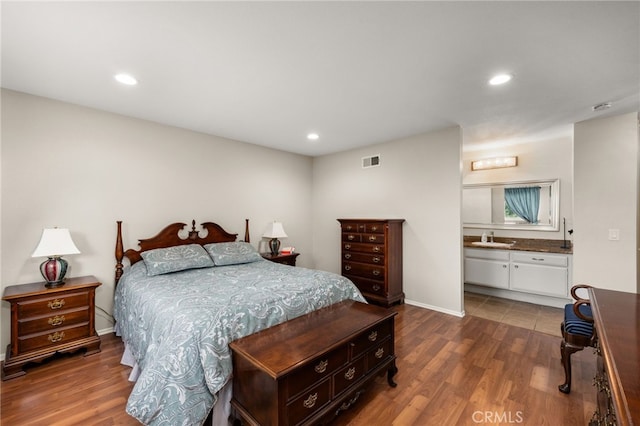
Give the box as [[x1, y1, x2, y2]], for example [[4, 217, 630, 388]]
[[608, 229, 620, 240]]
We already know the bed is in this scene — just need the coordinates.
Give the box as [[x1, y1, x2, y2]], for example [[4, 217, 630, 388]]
[[113, 220, 365, 426]]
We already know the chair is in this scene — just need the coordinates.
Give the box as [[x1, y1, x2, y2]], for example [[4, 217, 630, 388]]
[[558, 284, 597, 394]]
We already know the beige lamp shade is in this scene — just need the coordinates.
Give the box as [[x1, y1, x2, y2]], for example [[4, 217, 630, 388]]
[[32, 228, 81, 257]]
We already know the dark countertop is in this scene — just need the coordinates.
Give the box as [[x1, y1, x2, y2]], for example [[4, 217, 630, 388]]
[[463, 236, 573, 254]]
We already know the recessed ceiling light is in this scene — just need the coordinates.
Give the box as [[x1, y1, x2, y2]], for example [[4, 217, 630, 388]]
[[307, 133, 319, 141], [592, 102, 612, 112], [114, 73, 138, 86], [489, 73, 513, 86]]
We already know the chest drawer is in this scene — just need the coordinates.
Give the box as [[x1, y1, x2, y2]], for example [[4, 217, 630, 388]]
[[333, 356, 366, 396], [352, 320, 392, 358], [342, 252, 384, 265], [286, 378, 332, 425], [343, 262, 384, 281], [367, 337, 393, 372], [342, 242, 385, 255], [17, 291, 90, 318], [286, 346, 349, 399], [18, 307, 89, 336], [18, 323, 90, 353]]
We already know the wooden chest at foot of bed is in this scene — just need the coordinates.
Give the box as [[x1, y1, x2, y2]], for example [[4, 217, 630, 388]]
[[230, 300, 398, 426]]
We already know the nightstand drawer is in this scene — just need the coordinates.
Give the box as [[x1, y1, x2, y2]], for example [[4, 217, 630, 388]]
[[18, 323, 90, 353], [18, 307, 89, 336], [17, 291, 90, 318]]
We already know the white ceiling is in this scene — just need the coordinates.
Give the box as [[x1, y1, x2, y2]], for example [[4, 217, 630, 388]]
[[2, 1, 638, 156]]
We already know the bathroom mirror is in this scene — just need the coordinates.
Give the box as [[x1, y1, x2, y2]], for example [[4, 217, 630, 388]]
[[463, 179, 560, 231]]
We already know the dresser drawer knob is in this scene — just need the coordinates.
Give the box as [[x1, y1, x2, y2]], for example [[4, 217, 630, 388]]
[[344, 367, 356, 381], [48, 299, 65, 310], [47, 331, 65, 343], [371, 226, 378, 231], [375, 347, 385, 359], [303, 393, 318, 409], [345, 265, 352, 271], [344, 244, 351, 250], [372, 256, 381, 263], [368, 236, 376, 242], [348, 235, 355, 240], [373, 284, 381, 291], [373, 246, 380, 252], [344, 253, 351, 259], [314, 359, 328, 374], [48, 315, 65, 326], [368, 331, 378, 342], [372, 270, 381, 276]]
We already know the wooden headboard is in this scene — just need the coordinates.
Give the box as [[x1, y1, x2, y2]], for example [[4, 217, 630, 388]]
[[115, 219, 250, 285]]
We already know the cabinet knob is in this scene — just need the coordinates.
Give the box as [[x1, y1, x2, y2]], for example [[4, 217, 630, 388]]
[[373, 246, 380, 252], [348, 235, 355, 241]]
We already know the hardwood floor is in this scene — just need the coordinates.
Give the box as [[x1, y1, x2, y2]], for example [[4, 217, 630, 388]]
[[0, 303, 596, 425]]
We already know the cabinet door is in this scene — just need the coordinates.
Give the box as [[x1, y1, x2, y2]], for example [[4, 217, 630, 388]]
[[464, 258, 509, 289], [510, 263, 568, 297]]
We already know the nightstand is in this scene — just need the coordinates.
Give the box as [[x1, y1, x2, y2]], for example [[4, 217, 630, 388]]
[[261, 252, 300, 266], [1, 275, 102, 380]]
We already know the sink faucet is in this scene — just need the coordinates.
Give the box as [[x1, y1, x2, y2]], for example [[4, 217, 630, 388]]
[[489, 231, 494, 243]]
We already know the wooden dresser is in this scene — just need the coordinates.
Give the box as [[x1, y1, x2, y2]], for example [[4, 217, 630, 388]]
[[230, 300, 398, 426], [589, 287, 640, 426], [1, 275, 102, 380], [337, 219, 405, 306]]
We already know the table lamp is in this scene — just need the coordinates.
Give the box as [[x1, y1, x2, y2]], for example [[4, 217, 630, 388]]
[[32, 228, 81, 287], [263, 222, 287, 255]]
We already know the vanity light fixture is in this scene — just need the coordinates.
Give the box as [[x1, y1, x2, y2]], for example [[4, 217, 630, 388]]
[[471, 156, 518, 171], [114, 73, 138, 86]]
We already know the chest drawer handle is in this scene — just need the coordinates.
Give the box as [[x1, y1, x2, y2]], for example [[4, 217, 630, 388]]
[[368, 331, 378, 342], [48, 299, 65, 310], [344, 265, 352, 271], [344, 253, 351, 259], [48, 315, 65, 326], [344, 367, 356, 381], [375, 347, 385, 359], [303, 393, 318, 409], [368, 235, 377, 242], [372, 284, 381, 291], [345, 225, 353, 231], [372, 256, 381, 263], [372, 246, 381, 252], [48, 331, 65, 343], [372, 270, 381, 276], [314, 360, 328, 374], [348, 235, 355, 240], [344, 244, 351, 250]]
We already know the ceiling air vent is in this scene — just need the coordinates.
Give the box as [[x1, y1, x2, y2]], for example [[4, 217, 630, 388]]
[[362, 154, 381, 169]]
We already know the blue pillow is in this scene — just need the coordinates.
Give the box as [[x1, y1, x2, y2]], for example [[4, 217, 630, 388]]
[[204, 242, 263, 266], [141, 244, 214, 276]]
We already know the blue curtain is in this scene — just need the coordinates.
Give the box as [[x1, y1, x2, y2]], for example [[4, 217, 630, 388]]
[[504, 186, 540, 223]]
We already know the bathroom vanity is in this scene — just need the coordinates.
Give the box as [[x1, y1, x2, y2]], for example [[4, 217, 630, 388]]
[[463, 237, 572, 307]]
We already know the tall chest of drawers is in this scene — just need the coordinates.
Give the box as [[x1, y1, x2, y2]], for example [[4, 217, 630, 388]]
[[337, 219, 405, 306], [1, 275, 102, 380]]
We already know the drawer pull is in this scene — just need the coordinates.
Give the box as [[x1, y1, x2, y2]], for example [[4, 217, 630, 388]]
[[372, 270, 381, 276], [48, 331, 65, 343], [371, 226, 378, 231], [372, 256, 381, 263], [314, 359, 328, 374], [531, 257, 545, 262], [348, 235, 355, 241], [344, 253, 351, 259], [368, 235, 377, 242], [372, 284, 381, 291], [303, 393, 318, 409], [368, 331, 378, 342], [344, 367, 356, 381], [48, 315, 65, 326], [345, 225, 353, 231], [375, 347, 385, 359], [345, 265, 352, 271], [373, 246, 380, 252], [345, 244, 351, 250], [48, 299, 65, 310]]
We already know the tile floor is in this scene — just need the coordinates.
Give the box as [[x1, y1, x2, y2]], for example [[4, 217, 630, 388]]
[[464, 291, 564, 337]]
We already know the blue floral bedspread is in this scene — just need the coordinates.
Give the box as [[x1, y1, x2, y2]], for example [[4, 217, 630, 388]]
[[114, 259, 365, 425]]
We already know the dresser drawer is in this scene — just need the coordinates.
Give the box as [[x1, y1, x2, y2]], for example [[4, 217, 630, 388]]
[[18, 323, 90, 353], [286, 346, 349, 399], [351, 320, 392, 358], [340, 222, 361, 232], [342, 262, 384, 281], [342, 233, 361, 243], [367, 338, 393, 372], [363, 223, 385, 234], [342, 242, 385, 254], [346, 276, 387, 297], [333, 356, 366, 396], [286, 378, 332, 426], [361, 234, 384, 244], [18, 307, 89, 336], [342, 252, 384, 265], [17, 291, 90, 318]]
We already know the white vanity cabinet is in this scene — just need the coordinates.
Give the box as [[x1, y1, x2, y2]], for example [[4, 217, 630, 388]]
[[464, 248, 510, 289], [464, 247, 572, 306], [509, 252, 569, 297]]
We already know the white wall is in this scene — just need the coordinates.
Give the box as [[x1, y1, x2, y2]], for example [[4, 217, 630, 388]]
[[462, 133, 574, 240], [574, 112, 638, 292], [312, 127, 463, 316], [1, 89, 314, 349]]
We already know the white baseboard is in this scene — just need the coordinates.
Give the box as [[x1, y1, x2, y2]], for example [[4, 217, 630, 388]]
[[405, 299, 465, 318]]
